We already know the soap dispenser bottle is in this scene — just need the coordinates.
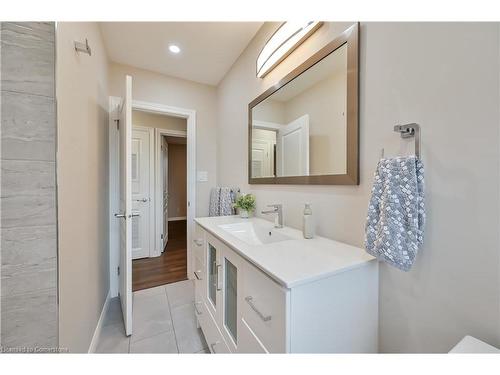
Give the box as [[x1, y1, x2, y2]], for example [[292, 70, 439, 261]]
[[303, 203, 314, 239]]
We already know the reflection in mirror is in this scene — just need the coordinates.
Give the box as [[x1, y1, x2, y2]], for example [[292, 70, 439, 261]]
[[251, 43, 348, 178]]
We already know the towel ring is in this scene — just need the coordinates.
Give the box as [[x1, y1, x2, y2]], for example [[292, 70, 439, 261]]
[[381, 123, 421, 159]]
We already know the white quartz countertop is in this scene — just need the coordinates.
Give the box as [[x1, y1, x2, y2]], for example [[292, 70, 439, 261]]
[[194, 215, 376, 288]]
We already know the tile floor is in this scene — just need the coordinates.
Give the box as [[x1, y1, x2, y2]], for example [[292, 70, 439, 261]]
[[96, 280, 209, 353]]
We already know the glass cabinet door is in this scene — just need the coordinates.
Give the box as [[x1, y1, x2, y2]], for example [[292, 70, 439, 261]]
[[224, 258, 237, 342], [208, 243, 217, 307]]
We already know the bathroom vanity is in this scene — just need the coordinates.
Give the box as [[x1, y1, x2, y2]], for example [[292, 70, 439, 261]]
[[193, 216, 378, 353]]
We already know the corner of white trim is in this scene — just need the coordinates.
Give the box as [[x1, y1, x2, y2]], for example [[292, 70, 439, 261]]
[[88, 290, 111, 353]]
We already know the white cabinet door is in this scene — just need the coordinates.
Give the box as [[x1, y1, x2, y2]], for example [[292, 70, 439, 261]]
[[205, 234, 221, 320], [219, 245, 242, 352], [241, 262, 288, 353]]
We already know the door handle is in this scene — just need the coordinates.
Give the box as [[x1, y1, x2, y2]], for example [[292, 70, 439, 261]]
[[135, 198, 148, 202], [245, 296, 272, 322], [129, 212, 140, 218], [210, 342, 220, 353], [194, 301, 202, 315], [114, 213, 126, 219], [216, 264, 222, 291]]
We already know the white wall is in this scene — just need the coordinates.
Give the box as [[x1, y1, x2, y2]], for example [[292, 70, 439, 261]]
[[109, 62, 217, 217], [56, 22, 110, 353], [132, 110, 187, 132], [284, 72, 347, 175], [216, 22, 500, 352]]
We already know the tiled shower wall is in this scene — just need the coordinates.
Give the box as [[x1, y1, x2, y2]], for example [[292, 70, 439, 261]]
[[1, 22, 58, 350]]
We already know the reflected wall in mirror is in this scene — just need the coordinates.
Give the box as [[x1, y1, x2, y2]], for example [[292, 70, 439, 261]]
[[249, 23, 359, 185]]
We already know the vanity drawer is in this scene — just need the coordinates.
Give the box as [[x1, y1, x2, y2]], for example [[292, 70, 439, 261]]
[[237, 318, 269, 353], [242, 263, 288, 353], [197, 300, 231, 354], [193, 224, 205, 264]]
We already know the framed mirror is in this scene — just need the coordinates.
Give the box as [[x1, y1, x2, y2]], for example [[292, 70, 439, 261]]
[[248, 23, 359, 185]]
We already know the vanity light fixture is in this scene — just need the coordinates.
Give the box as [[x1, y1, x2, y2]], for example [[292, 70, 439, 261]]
[[169, 44, 181, 54], [256, 21, 323, 78]]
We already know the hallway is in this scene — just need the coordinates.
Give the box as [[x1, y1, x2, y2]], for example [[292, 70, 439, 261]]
[[132, 220, 187, 291], [96, 280, 208, 353]]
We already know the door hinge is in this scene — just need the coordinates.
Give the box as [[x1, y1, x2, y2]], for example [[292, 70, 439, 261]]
[[115, 119, 119, 130], [161, 234, 164, 239], [117, 266, 120, 276]]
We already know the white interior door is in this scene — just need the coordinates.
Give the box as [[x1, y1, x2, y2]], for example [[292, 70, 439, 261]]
[[131, 127, 151, 260], [117, 75, 133, 336], [251, 138, 274, 178], [276, 114, 310, 176], [162, 137, 169, 249]]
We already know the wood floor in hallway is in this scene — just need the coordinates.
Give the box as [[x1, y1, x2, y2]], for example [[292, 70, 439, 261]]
[[132, 220, 187, 292]]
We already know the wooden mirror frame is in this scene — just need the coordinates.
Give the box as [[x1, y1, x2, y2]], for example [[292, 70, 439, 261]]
[[248, 23, 359, 185]]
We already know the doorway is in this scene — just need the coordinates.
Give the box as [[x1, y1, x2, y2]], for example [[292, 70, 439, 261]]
[[109, 95, 197, 308], [129, 111, 188, 291], [132, 130, 188, 291]]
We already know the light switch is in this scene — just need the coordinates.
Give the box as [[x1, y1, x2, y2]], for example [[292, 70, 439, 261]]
[[197, 171, 208, 182]]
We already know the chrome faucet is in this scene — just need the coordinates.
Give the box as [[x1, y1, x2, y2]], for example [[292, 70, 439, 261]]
[[261, 204, 283, 228]]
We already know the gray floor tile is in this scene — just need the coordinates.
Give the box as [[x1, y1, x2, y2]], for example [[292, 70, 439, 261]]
[[132, 293, 173, 343], [95, 323, 130, 354], [96, 281, 210, 354], [166, 280, 194, 308], [134, 285, 167, 298], [103, 298, 123, 327], [171, 302, 208, 353], [129, 331, 178, 353], [133, 293, 170, 317]]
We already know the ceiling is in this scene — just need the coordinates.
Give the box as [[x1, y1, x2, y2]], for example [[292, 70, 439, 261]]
[[99, 22, 263, 86]]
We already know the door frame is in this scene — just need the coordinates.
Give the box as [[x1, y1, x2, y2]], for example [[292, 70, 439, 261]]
[[154, 127, 187, 257], [131, 125, 155, 259], [109, 97, 196, 297]]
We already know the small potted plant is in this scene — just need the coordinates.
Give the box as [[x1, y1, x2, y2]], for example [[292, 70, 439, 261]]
[[233, 194, 256, 218]]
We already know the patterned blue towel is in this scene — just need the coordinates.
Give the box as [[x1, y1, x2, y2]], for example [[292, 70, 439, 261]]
[[365, 156, 425, 271], [209, 187, 240, 216]]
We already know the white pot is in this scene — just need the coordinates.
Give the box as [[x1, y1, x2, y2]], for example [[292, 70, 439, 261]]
[[239, 209, 250, 218]]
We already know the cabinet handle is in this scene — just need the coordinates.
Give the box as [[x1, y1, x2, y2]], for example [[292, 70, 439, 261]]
[[194, 270, 202, 280], [193, 239, 203, 247], [216, 264, 222, 291], [210, 342, 220, 353], [245, 296, 272, 322], [194, 301, 202, 315]]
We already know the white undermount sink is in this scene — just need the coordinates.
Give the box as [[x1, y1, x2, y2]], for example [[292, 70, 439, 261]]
[[218, 221, 292, 245]]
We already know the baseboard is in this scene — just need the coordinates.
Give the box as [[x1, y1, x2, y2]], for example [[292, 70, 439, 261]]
[[168, 216, 187, 221], [88, 290, 111, 353]]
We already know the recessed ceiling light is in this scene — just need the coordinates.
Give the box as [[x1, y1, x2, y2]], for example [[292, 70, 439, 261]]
[[169, 44, 181, 54]]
